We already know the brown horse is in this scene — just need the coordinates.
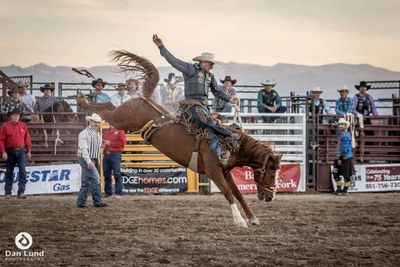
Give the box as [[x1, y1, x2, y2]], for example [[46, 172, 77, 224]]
[[77, 51, 281, 228]]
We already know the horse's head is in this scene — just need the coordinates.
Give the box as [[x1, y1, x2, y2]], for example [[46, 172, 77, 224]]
[[254, 153, 282, 202]]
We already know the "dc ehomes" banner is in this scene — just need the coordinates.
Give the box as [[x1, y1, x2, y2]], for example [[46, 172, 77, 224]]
[[0, 164, 81, 195], [121, 167, 188, 194]]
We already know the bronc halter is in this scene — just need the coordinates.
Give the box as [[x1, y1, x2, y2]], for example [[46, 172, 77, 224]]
[[255, 151, 277, 194]]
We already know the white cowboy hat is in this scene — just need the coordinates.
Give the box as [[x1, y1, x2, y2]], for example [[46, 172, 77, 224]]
[[310, 86, 323, 93], [261, 79, 277, 87], [337, 85, 349, 92], [17, 81, 29, 87], [337, 118, 350, 128], [85, 113, 103, 123], [192, 52, 216, 64]]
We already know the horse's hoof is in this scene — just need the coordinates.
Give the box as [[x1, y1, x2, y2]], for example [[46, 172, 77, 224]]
[[235, 219, 248, 228], [249, 217, 260, 225]]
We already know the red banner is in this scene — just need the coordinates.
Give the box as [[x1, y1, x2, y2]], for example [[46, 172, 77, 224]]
[[231, 163, 301, 194]]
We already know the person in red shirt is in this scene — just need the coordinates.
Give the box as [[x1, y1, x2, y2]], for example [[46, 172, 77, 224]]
[[0, 108, 32, 199], [102, 124, 126, 198]]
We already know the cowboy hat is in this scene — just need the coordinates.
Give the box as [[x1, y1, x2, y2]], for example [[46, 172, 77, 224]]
[[220, 75, 237, 85], [7, 85, 20, 96], [40, 83, 54, 92], [261, 79, 276, 87], [17, 81, 29, 88], [337, 85, 349, 92], [116, 83, 126, 90], [91, 78, 106, 88], [164, 73, 176, 83], [337, 118, 350, 128], [310, 86, 323, 93], [9, 107, 22, 115], [192, 52, 216, 64], [355, 81, 370, 90], [85, 113, 103, 123]]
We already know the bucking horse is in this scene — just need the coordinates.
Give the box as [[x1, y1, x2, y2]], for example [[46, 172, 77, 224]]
[[76, 50, 281, 228]]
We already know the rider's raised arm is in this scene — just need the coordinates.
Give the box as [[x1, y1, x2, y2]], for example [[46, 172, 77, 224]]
[[209, 76, 231, 102], [158, 45, 196, 76]]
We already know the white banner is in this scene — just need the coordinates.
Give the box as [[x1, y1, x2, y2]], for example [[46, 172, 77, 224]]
[[0, 164, 81, 195], [332, 163, 400, 192]]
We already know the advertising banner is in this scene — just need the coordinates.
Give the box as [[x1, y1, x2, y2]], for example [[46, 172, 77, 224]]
[[333, 164, 400, 192], [211, 163, 304, 193], [121, 167, 188, 194], [0, 164, 81, 195]]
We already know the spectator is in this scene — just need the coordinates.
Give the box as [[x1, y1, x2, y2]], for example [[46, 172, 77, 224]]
[[3, 84, 31, 123], [76, 113, 107, 208], [34, 83, 58, 113], [335, 85, 353, 115], [308, 87, 331, 122], [110, 83, 131, 107], [257, 79, 287, 122], [156, 72, 184, 111], [0, 108, 32, 199], [18, 81, 36, 113], [352, 81, 378, 116], [214, 75, 237, 113], [102, 124, 126, 198], [332, 118, 354, 196], [126, 79, 141, 98], [88, 78, 110, 104]]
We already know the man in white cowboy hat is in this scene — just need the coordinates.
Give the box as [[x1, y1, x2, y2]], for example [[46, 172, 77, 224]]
[[110, 83, 131, 108], [308, 86, 331, 121], [213, 75, 237, 113], [34, 83, 58, 113], [352, 81, 378, 116], [335, 85, 353, 115], [332, 118, 354, 196], [76, 113, 107, 208], [88, 78, 110, 104], [18, 81, 36, 113], [2, 84, 31, 123], [153, 34, 238, 164], [257, 79, 287, 122]]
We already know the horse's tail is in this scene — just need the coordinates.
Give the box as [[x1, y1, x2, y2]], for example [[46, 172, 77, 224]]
[[110, 50, 159, 98]]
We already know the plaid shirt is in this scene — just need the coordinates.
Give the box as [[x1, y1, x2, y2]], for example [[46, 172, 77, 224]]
[[335, 97, 353, 115], [2, 99, 30, 114], [336, 130, 353, 159]]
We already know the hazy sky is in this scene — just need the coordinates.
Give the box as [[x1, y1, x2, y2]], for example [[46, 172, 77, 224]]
[[1, 0, 399, 71]]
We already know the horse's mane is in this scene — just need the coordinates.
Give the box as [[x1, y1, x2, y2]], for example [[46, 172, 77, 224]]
[[109, 50, 159, 98], [234, 128, 273, 157]]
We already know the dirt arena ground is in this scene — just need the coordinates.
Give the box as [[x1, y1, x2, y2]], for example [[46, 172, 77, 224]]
[[0, 192, 399, 267]]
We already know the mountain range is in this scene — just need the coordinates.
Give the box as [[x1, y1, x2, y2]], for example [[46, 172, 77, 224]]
[[1, 62, 399, 99]]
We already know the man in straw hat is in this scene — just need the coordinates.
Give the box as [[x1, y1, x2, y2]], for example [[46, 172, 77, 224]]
[[126, 78, 141, 98], [153, 34, 239, 164], [3, 84, 31, 123], [335, 85, 353, 115], [110, 83, 131, 107], [213, 75, 237, 113], [76, 113, 107, 208], [257, 79, 287, 122], [155, 72, 184, 110], [18, 81, 36, 113], [0, 108, 32, 199], [332, 118, 354, 196], [34, 83, 58, 113], [88, 78, 110, 104], [308, 86, 331, 122]]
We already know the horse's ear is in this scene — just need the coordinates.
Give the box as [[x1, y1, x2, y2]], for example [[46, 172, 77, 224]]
[[271, 153, 282, 168]]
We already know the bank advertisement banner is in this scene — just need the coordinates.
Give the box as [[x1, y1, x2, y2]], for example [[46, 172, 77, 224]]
[[121, 167, 188, 194], [211, 163, 304, 193], [332, 164, 400, 192], [0, 164, 81, 195]]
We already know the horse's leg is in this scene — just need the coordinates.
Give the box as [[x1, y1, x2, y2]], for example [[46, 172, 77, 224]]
[[204, 161, 247, 228], [225, 172, 260, 225]]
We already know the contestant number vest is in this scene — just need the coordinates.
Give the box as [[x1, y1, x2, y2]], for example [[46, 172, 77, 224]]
[[184, 68, 213, 100]]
